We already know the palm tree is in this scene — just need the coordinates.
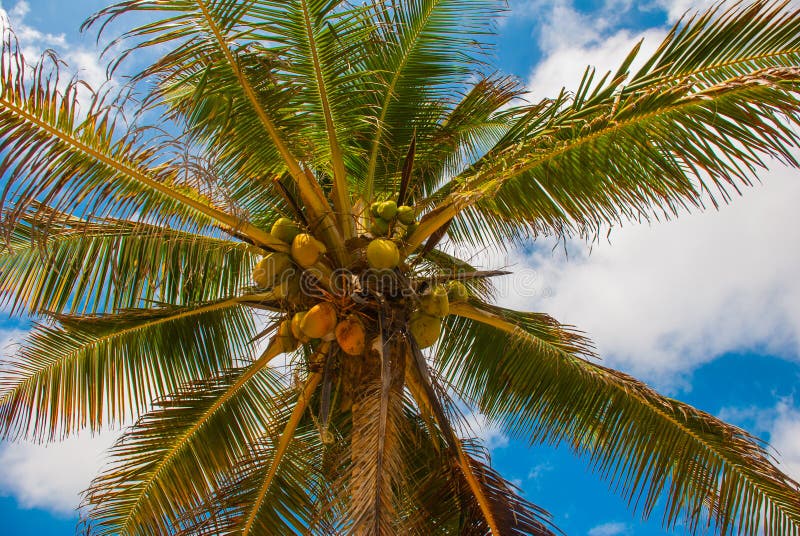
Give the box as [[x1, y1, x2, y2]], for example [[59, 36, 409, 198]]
[[1, 0, 800, 534]]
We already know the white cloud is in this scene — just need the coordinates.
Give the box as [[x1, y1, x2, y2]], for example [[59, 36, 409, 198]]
[[527, 26, 666, 101], [0, 429, 121, 514], [718, 398, 800, 483], [0, 1, 112, 96], [587, 521, 631, 536], [769, 404, 800, 481], [491, 167, 800, 388], [462, 410, 509, 451]]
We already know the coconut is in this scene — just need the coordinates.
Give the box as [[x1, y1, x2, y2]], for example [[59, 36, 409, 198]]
[[370, 201, 382, 218], [366, 238, 400, 270], [335, 314, 367, 356], [370, 217, 390, 236], [276, 319, 299, 352], [291, 312, 311, 343], [292, 233, 327, 268], [253, 253, 293, 289], [409, 310, 442, 349], [420, 285, 450, 318], [447, 280, 469, 303], [403, 222, 418, 239], [271, 217, 301, 244], [396, 205, 415, 225], [378, 200, 398, 220], [272, 272, 302, 301], [301, 302, 338, 339]]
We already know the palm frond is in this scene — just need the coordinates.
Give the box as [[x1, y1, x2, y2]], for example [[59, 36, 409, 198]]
[[411, 1, 800, 249], [85, 0, 346, 259], [84, 341, 287, 536], [405, 333, 557, 536], [362, 0, 506, 201], [0, 36, 281, 250], [0, 207, 259, 315], [0, 299, 254, 440], [443, 301, 800, 535]]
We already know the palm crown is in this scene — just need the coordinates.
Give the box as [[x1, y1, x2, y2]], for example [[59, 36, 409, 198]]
[[1, 0, 800, 534]]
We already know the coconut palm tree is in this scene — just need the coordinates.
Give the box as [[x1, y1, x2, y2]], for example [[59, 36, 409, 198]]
[[2, 0, 800, 534]]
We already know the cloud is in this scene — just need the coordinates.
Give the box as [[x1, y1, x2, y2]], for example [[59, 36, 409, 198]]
[[0, 1, 112, 97], [461, 411, 510, 451], [587, 521, 631, 536], [718, 398, 800, 482], [0, 430, 121, 515]]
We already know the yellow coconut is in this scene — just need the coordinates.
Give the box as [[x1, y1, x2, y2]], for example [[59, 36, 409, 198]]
[[291, 311, 311, 343], [335, 314, 367, 356], [272, 272, 302, 301], [396, 205, 415, 225], [420, 285, 450, 318], [276, 319, 299, 352], [292, 233, 327, 268], [409, 310, 442, 349], [378, 200, 398, 220], [253, 253, 293, 289], [447, 280, 469, 303], [301, 302, 338, 339], [271, 217, 301, 244], [366, 238, 400, 270]]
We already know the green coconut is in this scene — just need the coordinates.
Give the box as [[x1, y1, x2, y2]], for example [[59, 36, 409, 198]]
[[404, 222, 418, 239], [335, 314, 367, 356], [420, 285, 449, 318], [271, 217, 301, 244], [370, 217, 390, 236], [378, 200, 398, 220], [396, 205, 415, 225], [447, 280, 469, 303], [301, 302, 338, 339], [370, 201, 382, 218], [253, 253, 293, 289], [276, 319, 299, 352], [366, 238, 400, 270], [292, 233, 327, 268], [409, 310, 442, 349]]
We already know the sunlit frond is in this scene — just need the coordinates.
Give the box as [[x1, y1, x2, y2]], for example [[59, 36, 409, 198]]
[[0, 300, 254, 440], [443, 301, 800, 535]]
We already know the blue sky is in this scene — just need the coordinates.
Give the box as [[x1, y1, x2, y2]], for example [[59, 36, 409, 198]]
[[1, 1, 800, 535]]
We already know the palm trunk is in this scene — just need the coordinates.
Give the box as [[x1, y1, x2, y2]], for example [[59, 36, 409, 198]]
[[349, 332, 406, 535]]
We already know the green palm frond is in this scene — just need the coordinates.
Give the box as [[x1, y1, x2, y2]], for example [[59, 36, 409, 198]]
[[0, 300, 254, 440], [411, 1, 800, 249], [412, 75, 524, 199], [443, 301, 800, 536], [0, 207, 259, 315], [84, 342, 288, 536], [248, 0, 375, 236], [85, 0, 346, 258], [0, 37, 280, 250], [362, 0, 506, 200]]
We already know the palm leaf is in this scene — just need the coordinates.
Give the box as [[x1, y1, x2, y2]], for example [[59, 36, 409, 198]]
[[0, 36, 281, 250], [411, 1, 800, 249], [0, 207, 259, 315], [443, 301, 800, 535], [362, 0, 506, 201], [0, 299, 254, 440], [85, 0, 346, 259], [84, 341, 288, 536]]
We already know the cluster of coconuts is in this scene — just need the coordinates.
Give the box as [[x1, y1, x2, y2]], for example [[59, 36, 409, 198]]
[[254, 217, 368, 356], [369, 199, 417, 239], [409, 280, 469, 348]]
